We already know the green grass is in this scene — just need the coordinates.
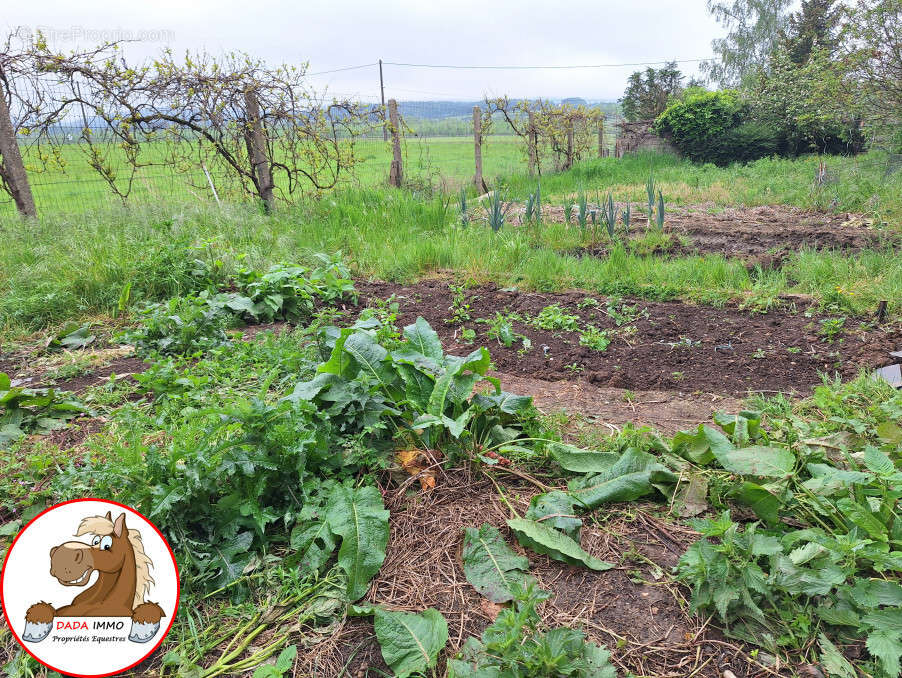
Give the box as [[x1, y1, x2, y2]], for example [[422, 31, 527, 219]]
[[7, 135, 526, 216], [505, 150, 902, 223], [14, 134, 900, 223], [2, 149, 900, 337], [1, 198, 899, 340]]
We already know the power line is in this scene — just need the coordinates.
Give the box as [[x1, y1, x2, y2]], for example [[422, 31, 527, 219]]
[[306, 63, 377, 76], [381, 58, 708, 70]]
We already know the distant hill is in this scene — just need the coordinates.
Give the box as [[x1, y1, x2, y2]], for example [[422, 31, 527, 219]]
[[395, 99, 620, 120]]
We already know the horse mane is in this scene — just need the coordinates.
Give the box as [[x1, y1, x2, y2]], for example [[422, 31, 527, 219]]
[[76, 515, 156, 608]]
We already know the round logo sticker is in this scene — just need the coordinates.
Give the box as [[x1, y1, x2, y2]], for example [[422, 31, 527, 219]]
[[1, 499, 179, 677]]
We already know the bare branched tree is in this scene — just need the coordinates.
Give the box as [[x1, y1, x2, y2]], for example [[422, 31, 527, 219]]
[[485, 97, 604, 173], [1, 29, 374, 214], [37, 48, 372, 207], [0, 28, 121, 214]]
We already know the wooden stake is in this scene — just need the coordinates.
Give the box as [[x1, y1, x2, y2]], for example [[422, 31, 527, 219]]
[[379, 59, 387, 142], [0, 68, 37, 218], [473, 106, 486, 192], [527, 111, 538, 175], [388, 99, 402, 188], [597, 118, 605, 158], [565, 118, 574, 170], [243, 88, 274, 210], [877, 300, 888, 324]]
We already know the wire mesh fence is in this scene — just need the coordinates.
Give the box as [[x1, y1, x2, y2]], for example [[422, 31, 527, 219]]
[[1, 95, 622, 218]]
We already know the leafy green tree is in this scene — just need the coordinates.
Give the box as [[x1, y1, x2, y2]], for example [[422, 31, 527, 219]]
[[702, 0, 793, 86], [619, 62, 685, 121], [782, 0, 843, 64], [653, 90, 774, 165], [750, 46, 865, 154], [843, 0, 902, 149]]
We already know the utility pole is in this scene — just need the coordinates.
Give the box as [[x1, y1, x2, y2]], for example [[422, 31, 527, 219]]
[[379, 59, 387, 142]]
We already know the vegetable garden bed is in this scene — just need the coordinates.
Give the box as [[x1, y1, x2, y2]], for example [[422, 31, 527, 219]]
[[356, 280, 901, 394], [512, 204, 896, 263], [3, 258, 901, 678]]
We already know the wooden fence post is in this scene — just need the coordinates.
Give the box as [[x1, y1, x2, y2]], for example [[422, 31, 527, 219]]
[[527, 111, 538, 175], [565, 117, 574, 170], [0, 70, 37, 218], [473, 106, 487, 192], [243, 88, 274, 210], [388, 98, 402, 188], [598, 118, 605, 158]]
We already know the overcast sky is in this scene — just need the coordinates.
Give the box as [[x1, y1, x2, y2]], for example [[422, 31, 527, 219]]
[[4, 1, 728, 101]]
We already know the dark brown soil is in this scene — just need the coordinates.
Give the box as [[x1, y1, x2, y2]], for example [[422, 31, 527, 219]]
[[0, 342, 146, 392], [528, 204, 897, 262], [239, 321, 290, 341], [357, 279, 901, 395], [298, 477, 763, 678], [35, 356, 147, 393], [44, 417, 107, 450]]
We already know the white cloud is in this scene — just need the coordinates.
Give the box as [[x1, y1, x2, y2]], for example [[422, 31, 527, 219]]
[[4, 0, 724, 101]]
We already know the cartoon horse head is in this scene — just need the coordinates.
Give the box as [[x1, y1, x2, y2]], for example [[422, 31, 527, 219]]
[[50, 512, 136, 589], [23, 511, 164, 644]]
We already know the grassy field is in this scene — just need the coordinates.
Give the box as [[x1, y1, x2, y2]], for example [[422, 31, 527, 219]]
[[7, 120, 632, 217], [2, 150, 900, 337], [2, 148, 902, 678], [6, 135, 527, 216]]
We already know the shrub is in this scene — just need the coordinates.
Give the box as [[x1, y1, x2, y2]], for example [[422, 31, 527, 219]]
[[654, 90, 744, 164], [712, 122, 780, 165]]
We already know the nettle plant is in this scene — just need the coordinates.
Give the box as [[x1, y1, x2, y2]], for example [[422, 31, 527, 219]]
[[449, 581, 616, 678], [669, 409, 902, 677], [128, 293, 234, 356], [479, 312, 531, 352], [126, 256, 356, 356]]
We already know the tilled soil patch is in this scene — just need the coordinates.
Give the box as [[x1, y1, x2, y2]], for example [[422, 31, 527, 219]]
[[38, 355, 147, 392], [297, 476, 765, 678], [0, 343, 145, 392], [491, 372, 743, 435], [357, 280, 901, 395], [517, 203, 896, 262]]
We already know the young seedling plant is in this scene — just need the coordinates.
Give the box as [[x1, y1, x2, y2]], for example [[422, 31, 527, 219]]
[[576, 190, 589, 236], [656, 189, 666, 231], [601, 192, 619, 241], [487, 188, 512, 232], [524, 182, 541, 225], [459, 187, 469, 227], [646, 172, 656, 227]]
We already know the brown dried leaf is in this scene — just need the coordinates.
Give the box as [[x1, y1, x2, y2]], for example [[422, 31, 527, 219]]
[[396, 448, 438, 491]]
